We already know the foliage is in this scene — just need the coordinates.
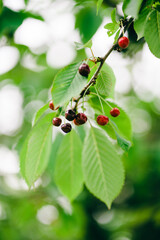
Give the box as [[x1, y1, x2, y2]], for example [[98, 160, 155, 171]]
[[18, 0, 160, 209], [144, 10, 160, 58], [55, 130, 83, 201], [74, 39, 93, 50], [75, 6, 102, 43], [122, 0, 143, 18], [20, 113, 54, 187], [0, 7, 43, 37], [1, 0, 160, 239], [104, 8, 119, 38], [82, 127, 124, 209], [97, 0, 104, 14], [51, 62, 87, 107]]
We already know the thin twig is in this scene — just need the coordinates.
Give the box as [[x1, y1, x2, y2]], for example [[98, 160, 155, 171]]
[[90, 92, 113, 109], [94, 87, 105, 115]]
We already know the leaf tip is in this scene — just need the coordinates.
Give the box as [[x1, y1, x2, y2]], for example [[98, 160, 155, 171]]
[[107, 204, 111, 210]]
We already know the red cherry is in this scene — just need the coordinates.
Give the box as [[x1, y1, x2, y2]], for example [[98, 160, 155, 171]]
[[52, 117, 62, 126], [97, 115, 109, 126], [49, 100, 54, 110], [118, 36, 129, 49], [110, 108, 120, 117], [74, 113, 87, 125], [79, 63, 90, 77]]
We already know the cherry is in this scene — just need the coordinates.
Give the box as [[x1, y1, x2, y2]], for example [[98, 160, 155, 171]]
[[97, 115, 109, 126], [61, 123, 72, 133], [73, 118, 80, 126], [110, 108, 120, 117], [79, 63, 90, 77], [49, 101, 59, 110], [118, 36, 129, 49], [74, 113, 87, 125], [49, 100, 54, 110], [52, 117, 62, 126], [65, 109, 76, 121]]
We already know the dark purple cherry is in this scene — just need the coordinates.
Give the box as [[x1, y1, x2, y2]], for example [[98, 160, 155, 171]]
[[61, 123, 72, 133], [65, 109, 76, 121], [79, 63, 90, 77]]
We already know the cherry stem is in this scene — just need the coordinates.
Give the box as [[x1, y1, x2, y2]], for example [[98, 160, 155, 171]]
[[73, 17, 133, 111], [77, 100, 88, 107], [90, 47, 96, 61], [120, 20, 125, 36], [100, 96, 113, 109], [90, 63, 97, 70], [109, 119, 119, 131], [87, 118, 93, 128], [90, 92, 113, 110], [59, 101, 69, 119], [94, 87, 105, 115]]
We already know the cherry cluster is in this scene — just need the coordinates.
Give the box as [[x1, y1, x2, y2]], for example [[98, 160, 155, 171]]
[[49, 93, 120, 134], [49, 105, 88, 133], [50, 101, 120, 134], [49, 36, 129, 133]]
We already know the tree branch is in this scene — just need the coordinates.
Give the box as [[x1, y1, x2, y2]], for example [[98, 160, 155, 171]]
[[73, 17, 134, 112]]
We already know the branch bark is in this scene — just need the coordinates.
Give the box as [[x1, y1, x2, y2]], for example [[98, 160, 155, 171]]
[[73, 17, 134, 112]]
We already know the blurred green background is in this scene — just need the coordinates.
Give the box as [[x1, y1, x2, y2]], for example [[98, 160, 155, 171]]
[[0, 0, 160, 239]]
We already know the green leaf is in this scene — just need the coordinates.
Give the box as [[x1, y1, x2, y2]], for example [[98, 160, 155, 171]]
[[54, 130, 83, 201], [111, 8, 117, 23], [89, 63, 116, 98], [134, 7, 151, 40], [89, 97, 132, 141], [123, 0, 143, 18], [97, 0, 103, 14], [104, 23, 119, 36], [89, 93, 132, 151], [153, 2, 160, 12], [96, 63, 116, 98], [82, 39, 92, 48], [144, 10, 160, 58], [0, 0, 3, 14], [114, 29, 120, 43], [24, 0, 29, 5], [82, 127, 124, 209], [0, 7, 44, 36], [109, 120, 132, 151], [75, 39, 92, 50], [104, 9, 119, 37], [134, 0, 153, 40], [51, 63, 88, 107], [75, 7, 102, 43], [75, 125, 87, 142], [115, 130, 132, 152], [47, 133, 64, 177], [20, 113, 54, 187], [33, 102, 50, 126], [96, 69, 115, 97]]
